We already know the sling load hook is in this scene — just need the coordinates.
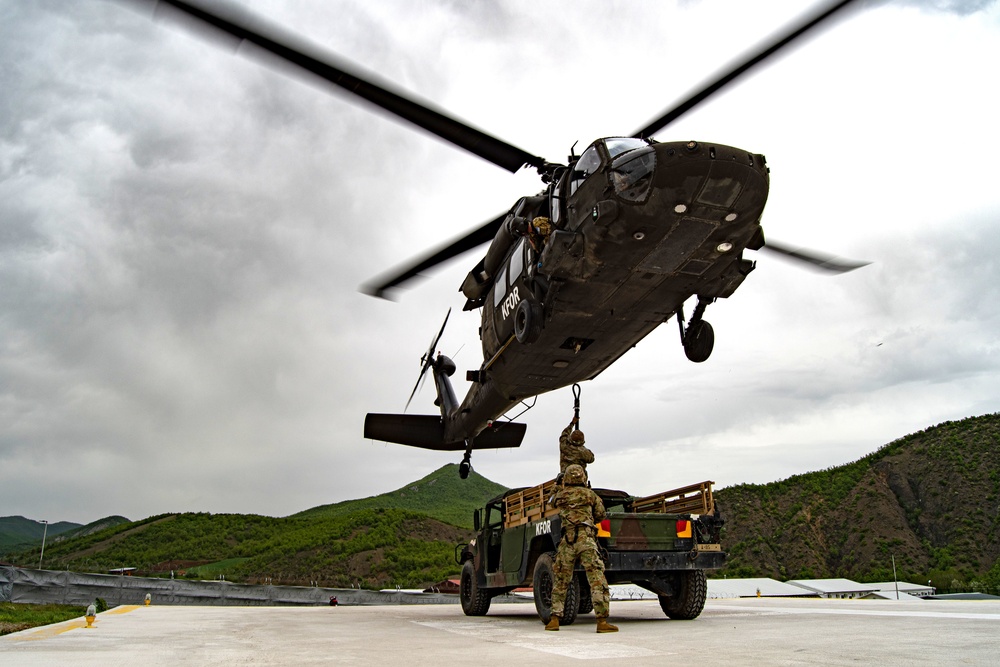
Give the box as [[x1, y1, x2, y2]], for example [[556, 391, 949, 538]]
[[572, 383, 582, 427]]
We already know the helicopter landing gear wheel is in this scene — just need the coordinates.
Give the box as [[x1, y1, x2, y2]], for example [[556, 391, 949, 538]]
[[514, 299, 542, 344], [683, 319, 714, 363], [456, 441, 474, 479]]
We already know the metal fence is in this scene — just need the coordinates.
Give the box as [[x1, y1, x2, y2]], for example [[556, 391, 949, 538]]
[[0, 566, 461, 607]]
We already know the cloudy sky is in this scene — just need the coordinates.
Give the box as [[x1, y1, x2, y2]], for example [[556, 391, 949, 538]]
[[2, 0, 998, 525]]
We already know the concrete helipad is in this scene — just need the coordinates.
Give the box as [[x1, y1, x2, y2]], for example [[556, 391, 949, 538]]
[[3, 597, 999, 665]]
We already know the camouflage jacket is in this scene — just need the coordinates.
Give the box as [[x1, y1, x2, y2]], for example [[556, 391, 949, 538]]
[[554, 484, 607, 529], [559, 425, 595, 472]]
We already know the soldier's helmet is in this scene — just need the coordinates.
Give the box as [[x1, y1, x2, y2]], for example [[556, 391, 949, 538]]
[[569, 430, 586, 444], [532, 216, 551, 237], [564, 464, 587, 486]]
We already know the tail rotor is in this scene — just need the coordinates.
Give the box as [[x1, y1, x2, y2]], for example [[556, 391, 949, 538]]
[[405, 308, 451, 411]]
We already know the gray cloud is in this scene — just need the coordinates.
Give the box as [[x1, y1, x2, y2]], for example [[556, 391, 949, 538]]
[[893, 0, 996, 15], [1, 0, 998, 522]]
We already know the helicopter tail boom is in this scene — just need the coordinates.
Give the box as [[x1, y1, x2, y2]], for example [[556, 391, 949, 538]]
[[364, 413, 526, 451]]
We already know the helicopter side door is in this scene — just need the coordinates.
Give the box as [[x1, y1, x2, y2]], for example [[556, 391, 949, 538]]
[[492, 238, 536, 343]]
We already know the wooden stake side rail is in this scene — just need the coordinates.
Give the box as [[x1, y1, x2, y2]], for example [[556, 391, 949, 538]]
[[630, 481, 714, 516], [503, 479, 715, 527], [504, 479, 559, 527]]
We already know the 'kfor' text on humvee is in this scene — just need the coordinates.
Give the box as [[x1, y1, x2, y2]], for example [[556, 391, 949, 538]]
[[456, 479, 725, 624]]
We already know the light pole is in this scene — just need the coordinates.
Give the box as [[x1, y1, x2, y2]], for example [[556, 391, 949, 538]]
[[38, 520, 49, 570], [891, 554, 899, 600]]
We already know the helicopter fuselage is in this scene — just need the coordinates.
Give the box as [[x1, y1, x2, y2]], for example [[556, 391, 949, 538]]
[[441, 137, 769, 444]]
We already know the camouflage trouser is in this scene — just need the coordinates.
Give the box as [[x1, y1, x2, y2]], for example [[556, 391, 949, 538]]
[[550, 529, 610, 618]]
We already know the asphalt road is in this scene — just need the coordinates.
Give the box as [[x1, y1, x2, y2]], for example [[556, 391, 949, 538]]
[[3, 597, 998, 665]]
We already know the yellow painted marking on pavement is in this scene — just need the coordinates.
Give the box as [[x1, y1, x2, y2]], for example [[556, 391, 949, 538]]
[[8, 619, 88, 641], [107, 605, 141, 615], [6, 605, 140, 642]]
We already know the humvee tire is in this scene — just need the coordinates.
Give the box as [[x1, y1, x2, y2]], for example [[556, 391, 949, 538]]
[[460, 559, 492, 616], [658, 570, 707, 620], [533, 553, 579, 625], [577, 574, 593, 615]]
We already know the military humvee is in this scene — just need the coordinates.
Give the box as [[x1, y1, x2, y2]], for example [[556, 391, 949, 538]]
[[456, 479, 725, 624]]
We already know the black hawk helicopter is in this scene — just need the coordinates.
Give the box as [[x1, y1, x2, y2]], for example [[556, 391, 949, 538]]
[[145, 0, 868, 478]]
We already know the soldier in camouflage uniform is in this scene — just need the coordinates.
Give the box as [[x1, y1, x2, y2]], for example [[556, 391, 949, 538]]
[[559, 418, 594, 474], [526, 216, 552, 254], [545, 464, 618, 633]]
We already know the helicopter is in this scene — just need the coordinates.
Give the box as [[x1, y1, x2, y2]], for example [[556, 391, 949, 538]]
[[146, 0, 869, 478]]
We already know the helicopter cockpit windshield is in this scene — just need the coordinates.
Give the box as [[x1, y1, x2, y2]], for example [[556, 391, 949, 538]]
[[604, 137, 648, 158], [610, 142, 655, 203], [570, 137, 652, 198]]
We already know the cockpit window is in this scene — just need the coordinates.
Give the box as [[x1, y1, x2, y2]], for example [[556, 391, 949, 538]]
[[569, 144, 602, 196], [610, 146, 656, 203], [569, 138, 649, 196], [604, 137, 648, 159]]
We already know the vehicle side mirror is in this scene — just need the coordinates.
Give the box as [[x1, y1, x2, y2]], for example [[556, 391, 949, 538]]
[[474, 509, 482, 531]]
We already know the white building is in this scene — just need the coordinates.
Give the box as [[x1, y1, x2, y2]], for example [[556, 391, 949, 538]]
[[864, 581, 936, 598], [786, 578, 876, 599], [709, 577, 819, 599]]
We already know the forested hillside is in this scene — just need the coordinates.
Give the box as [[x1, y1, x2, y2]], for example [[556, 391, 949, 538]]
[[715, 413, 1000, 592], [9, 416, 1000, 593], [7, 465, 502, 588]]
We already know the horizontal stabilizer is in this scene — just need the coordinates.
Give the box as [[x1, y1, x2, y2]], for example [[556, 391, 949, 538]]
[[364, 414, 526, 451]]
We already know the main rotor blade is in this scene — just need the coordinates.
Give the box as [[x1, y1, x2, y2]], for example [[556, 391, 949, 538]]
[[632, 0, 861, 139], [144, 0, 546, 173], [362, 212, 507, 298], [761, 239, 870, 273]]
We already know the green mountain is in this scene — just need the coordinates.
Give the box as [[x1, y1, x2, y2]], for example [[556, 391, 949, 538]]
[[293, 463, 507, 528], [5, 464, 507, 588], [8, 416, 1000, 593], [0, 517, 82, 555], [715, 413, 1000, 591], [62, 516, 132, 538]]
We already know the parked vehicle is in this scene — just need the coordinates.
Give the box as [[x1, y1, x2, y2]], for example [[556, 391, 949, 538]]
[[456, 479, 725, 624]]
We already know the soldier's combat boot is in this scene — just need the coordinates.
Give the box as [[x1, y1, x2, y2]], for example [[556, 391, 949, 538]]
[[545, 615, 560, 631], [595, 617, 619, 633]]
